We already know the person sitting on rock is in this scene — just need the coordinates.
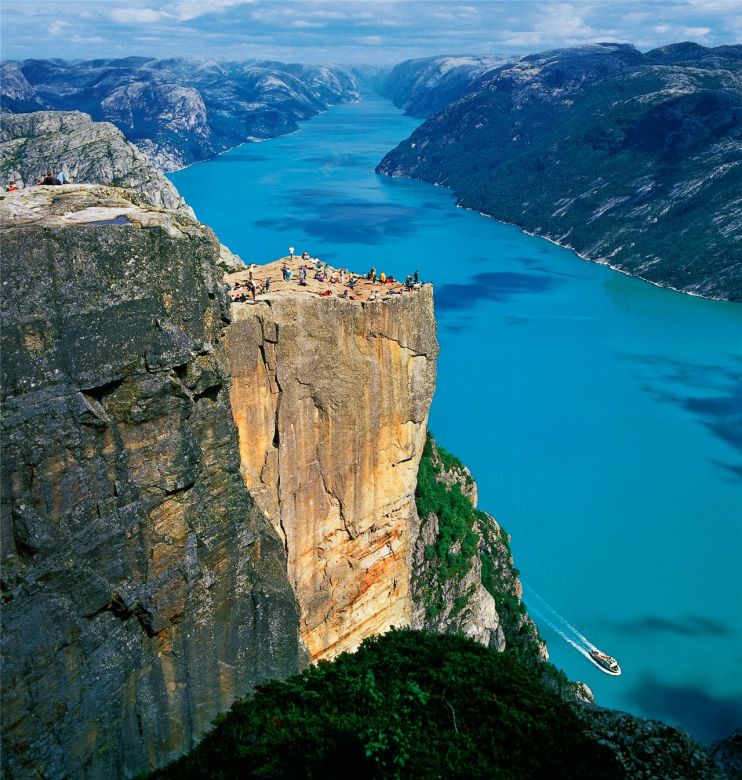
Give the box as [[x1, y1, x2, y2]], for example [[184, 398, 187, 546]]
[[265, 277, 271, 292], [5, 181, 18, 192], [301, 251, 309, 261], [339, 289, 349, 299], [379, 271, 386, 284], [39, 170, 61, 186], [348, 278, 357, 289]]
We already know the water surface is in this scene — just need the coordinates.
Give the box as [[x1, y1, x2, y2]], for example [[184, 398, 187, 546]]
[[171, 95, 742, 742]]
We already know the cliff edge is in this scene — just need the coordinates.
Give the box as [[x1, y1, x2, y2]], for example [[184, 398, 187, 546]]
[[0, 186, 301, 779], [225, 262, 438, 660]]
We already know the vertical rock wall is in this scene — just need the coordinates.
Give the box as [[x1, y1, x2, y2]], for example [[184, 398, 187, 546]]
[[0, 187, 301, 779], [226, 291, 438, 660]]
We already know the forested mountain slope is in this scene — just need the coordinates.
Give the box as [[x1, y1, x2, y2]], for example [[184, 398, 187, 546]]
[[378, 43, 742, 300]]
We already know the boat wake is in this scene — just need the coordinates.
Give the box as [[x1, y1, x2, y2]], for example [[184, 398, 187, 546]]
[[524, 586, 597, 651], [524, 586, 619, 674]]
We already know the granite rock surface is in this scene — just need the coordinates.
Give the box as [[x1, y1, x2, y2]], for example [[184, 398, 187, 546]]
[[0, 185, 301, 779], [0, 111, 189, 212], [225, 285, 438, 660]]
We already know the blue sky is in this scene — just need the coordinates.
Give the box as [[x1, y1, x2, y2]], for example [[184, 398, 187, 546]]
[[1, 0, 739, 64]]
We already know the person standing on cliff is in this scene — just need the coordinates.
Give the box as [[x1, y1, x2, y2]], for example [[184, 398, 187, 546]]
[[289, 245, 294, 260]]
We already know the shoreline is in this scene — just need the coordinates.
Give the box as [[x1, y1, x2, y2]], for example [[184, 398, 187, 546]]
[[380, 170, 733, 304]]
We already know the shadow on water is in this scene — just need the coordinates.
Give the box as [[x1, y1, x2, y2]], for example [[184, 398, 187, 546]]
[[254, 199, 420, 244], [620, 353, 742, 480], [605, 614, 734, 638], [435, 270, 563, 312], [629, 676, 742, 743]]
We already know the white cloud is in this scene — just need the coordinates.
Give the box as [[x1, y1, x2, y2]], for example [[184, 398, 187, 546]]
[[496, 2, 618, 49], [108, 8, 170, 24], [49, 20, 70, 36], [69, 35, 107, 44], [290, 20, 324, 29], [361, 35, 383, 44], [687, 0, 741, 10], [169, 0, 256, 22], [681, 25, 712, 37]]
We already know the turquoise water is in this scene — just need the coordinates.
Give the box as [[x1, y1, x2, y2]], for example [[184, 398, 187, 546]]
[[170, 95, 742, 742]]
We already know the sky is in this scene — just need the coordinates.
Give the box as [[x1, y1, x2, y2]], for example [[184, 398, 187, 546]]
[[1, 0, 740, 65]]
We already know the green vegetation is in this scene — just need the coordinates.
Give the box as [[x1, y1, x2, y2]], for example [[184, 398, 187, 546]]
[[414, 434, 587, 701], [146, 629, 620, 780], [414, 434, 480, 616], [379, 54, 742, 300]]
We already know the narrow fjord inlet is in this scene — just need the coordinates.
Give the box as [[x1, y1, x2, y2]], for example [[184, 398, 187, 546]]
[[171, 94, 742, 742]]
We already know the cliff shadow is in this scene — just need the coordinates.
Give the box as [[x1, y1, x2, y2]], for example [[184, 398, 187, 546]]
[[253, 198, 420, 244], [619, 352, 742, 481], [434, 270, 564, 313], [628, 675, 742, 744], [604, 614, 734, 638]]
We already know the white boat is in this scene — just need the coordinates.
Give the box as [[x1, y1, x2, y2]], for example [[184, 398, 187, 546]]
[[589, 649, 621, 676]]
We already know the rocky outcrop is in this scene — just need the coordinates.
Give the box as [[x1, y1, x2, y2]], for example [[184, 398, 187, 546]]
[[225, 283, 438, 660], [576, 705, 727, 779], [411, 435, 546, 662], [217, 242, 246, 272], [378, 42, 742, 301], [0, 186, 301, 779], [0, 111, 189, 212], [2, 58, 361, 170], [709, 728, 742, 779]]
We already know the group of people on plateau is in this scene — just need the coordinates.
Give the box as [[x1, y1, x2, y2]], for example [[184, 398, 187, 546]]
[[366, 266, 422, 290], [227, 248, 430, 305], [4, 166, 73, 191]]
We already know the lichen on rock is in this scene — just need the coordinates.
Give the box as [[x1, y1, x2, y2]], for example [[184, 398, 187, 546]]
[[0, 185, 301, 779]]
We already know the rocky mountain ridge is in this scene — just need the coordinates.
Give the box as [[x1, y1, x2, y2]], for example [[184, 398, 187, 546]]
[[379, 54, 505, 117], [0, 111, 188, 211], [377, 42, 742, 300], [1, 57, 361, 170]]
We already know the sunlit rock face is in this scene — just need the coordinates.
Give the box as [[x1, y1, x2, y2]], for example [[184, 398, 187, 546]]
[[0, 111, 189, 212], [0, 186, 301, 780], [226, 287, 438, 660]]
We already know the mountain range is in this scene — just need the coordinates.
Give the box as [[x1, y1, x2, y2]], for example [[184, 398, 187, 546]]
[[378, 43, 742, 300], [1, 57, 361, 170]]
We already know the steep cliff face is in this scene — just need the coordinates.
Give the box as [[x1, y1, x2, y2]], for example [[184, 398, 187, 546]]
[[225, 282, 438, 660], [0, 186, 301, 779], [0, 111, 189, 212]]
